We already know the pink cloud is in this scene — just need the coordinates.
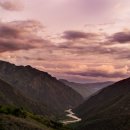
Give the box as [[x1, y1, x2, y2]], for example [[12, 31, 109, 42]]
[[0, 0, 23, 11]]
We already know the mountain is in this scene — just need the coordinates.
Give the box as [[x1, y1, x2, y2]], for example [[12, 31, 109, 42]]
[[0, 78, 54, 116], [60, 79, 113, 99], [74, 77, 130, 130], [0, 60, 83, 116]]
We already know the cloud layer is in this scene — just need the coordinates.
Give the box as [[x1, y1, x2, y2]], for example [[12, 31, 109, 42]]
[[0, 20, 130, 83], [0, 20, 50, 52], [0, 0, 130, 82]]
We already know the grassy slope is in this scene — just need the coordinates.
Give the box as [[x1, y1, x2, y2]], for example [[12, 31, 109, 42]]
[[0, 114, 62, 130], [0, 106, 71, 130]]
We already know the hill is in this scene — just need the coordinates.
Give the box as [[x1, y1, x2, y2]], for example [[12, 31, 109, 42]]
[[74, 77, 130, 130]]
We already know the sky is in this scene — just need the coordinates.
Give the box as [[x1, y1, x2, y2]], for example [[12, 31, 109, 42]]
[[0, 0, 130, 83]]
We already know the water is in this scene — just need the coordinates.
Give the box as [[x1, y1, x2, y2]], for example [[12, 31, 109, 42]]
[[62, 109, 82, 125]]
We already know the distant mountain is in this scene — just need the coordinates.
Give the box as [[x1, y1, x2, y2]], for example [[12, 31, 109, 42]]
[[0, 78, 54, 116], [74, 77, 130, 130], [0, 60, 83, 116], [60, 79, 113, 99]]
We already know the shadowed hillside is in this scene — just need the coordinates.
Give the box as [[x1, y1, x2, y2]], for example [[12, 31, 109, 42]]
[[74, 77, 130, 130], [0, 78, 54, 116]]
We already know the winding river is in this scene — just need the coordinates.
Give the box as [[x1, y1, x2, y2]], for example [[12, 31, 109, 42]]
[[62, 109, 82, 125]]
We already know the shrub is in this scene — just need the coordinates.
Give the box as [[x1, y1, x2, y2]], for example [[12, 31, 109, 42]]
[[0, 105, 27, 118]]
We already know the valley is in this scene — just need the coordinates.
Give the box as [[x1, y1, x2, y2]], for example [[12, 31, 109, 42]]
[[0, 60, 129, 130], [60, 79, 113, 99], [0, 1, 130, 129]]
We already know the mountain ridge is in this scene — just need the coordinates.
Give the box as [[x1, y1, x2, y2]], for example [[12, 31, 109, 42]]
[[0, 60, 83, 116]]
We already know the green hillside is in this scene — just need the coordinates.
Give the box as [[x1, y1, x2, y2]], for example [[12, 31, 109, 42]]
[[0, 105, 70, 130]]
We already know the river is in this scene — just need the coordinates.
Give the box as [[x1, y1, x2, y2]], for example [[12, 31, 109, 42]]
[[62, 109, 82, 125]]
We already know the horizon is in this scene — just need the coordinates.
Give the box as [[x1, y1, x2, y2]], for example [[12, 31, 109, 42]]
[[0, 0, 130, 83]]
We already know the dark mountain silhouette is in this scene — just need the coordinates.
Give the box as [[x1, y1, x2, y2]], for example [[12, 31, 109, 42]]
[[60, 79, 113, 99], [0, 60, 83, 116], [74, 77, 130, 130]]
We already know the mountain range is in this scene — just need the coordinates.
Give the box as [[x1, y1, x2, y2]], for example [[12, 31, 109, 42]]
[[60, 79, 113, 99], [0, 60, 130, 130]]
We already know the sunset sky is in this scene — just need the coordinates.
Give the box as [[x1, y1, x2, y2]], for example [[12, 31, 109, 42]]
[[0, 0, 130, 83]]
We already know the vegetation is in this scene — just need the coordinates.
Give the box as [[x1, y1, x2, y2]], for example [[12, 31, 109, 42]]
[[0, 105, 71, 130], [0, 105, 27, 118]]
